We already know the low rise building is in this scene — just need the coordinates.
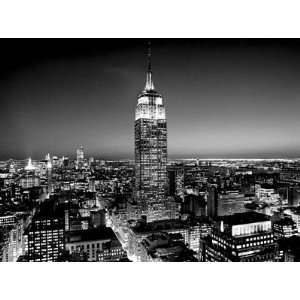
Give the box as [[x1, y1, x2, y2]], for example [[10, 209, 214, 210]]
[[140, 232, 197, 262], [65, 227, 125, 262], [127, 218, 208, 261]]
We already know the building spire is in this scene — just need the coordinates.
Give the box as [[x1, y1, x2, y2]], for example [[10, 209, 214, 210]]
[[145, 41, 155, 91], [147, 41, 152, 72], [25, 157, 35, 171]]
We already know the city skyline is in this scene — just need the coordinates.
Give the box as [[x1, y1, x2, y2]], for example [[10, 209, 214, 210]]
[[2, 38, 300, 264], [3, 4, 300, 300], [2, 39, 300, 160]]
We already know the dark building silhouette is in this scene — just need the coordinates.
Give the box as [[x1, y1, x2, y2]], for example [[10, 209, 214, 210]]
[[207, 187, 252, 219], [181, 194, 206, 218], [278, 236, 300, 262], [167, 164, 184, 197], [288, 186, 300, 207], [207, 186, 218, 219]]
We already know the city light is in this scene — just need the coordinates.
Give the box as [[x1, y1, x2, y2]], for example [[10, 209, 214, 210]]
[[1, 40, 300, 263]]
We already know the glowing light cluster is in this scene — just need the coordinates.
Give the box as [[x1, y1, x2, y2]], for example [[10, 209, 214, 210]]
[[232, 221, 271, 236], [25, 157, 35, 171], [135, 96, 166, 120]]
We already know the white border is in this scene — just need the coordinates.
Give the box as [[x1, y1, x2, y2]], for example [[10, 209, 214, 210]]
[[1, 1, 300, 300], [0, 262, 298, 300], [0, 0, 300, 38]]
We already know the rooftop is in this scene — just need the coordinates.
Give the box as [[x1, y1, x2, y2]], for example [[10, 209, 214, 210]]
[[131, 219, 190, 234], [33, 200, 64, 219], [66, 227, 117, 243], [274, 217, 296, 226], [220, 211, 270, 226], [150, 241, 198, 262]]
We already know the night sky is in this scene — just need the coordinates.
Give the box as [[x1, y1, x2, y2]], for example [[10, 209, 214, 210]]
[[1, 39, 300, 160]]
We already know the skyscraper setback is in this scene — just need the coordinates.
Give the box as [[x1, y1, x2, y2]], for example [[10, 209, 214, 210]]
[[134, 46, 168, 222]]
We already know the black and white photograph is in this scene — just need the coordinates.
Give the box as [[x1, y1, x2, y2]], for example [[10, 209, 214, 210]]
[[0, 2, 299, 300], [2, 38, 300, 262]]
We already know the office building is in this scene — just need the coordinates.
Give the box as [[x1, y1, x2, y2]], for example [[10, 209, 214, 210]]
[[0, 214, 16, 227], [65, 227, 125, 262], [1, 217, 25, 262], [287, 186, 300, 207], [255, 184, 281, 204], [134, 46, 168, 222], [24, 157, 35, 172], [208, 188, 253, 219], [167, 164, 184, 197], [140, 232, 197, 262], [76, 146, 84, 169], [19, 175, 40, 189], [278, 236, 300, 261], [202, 212, 279, 262], [207, 186, 218, 219], [97, 238, 127, 262], [26, 201, 65, 262], [127, 218, 205, 261], [273, 217, 298, 239], [283, 207, 300, 233]]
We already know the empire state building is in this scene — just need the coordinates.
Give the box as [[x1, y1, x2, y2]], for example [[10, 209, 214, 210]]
[[134, 46, 168, 223]]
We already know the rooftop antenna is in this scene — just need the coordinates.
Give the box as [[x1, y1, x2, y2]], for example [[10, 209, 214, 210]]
[[145, 41, 154, 91], [147, 41, 152, 72]]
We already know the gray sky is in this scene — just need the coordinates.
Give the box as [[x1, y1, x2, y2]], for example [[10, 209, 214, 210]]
[[1, 39, 300, 159]]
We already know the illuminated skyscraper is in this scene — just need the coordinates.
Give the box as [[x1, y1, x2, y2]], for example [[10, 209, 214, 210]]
[[134, 44, 168, 222], [24, 157, 35, 172], [45, 153, 52, 169], [76, 145, 84, 169]]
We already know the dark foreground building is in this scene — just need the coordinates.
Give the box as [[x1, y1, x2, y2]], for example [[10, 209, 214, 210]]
[[65, 227, 126, 262], [202, 212, 280, 262], [26, 201, 65, 262], [278, 235, 300, 261]]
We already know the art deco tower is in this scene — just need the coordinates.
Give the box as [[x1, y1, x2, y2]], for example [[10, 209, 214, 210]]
[[134, 45, 168, 222]]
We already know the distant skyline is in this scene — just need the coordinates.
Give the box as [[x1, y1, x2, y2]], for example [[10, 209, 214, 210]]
[[1, 39, 300, 160]]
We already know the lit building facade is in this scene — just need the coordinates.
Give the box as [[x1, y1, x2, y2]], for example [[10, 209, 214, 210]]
[[1, 217, 25, 262], [127, 219, 206, 261], [255, 184, 281, 204], [273, 217, 298, 239], [134, 46, 168, 222], [76, 146, 84, 169], [202, 212, 280, 262], [0, 214, 16, 227], [97, 238, 127, 262], [283, 207, 300, 233], [19, 175, 40, 189], [167, 164, 185, 197], [65, 228, 125, 262], [24, 157, 35, 172], [26, 201, 65, 262]]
